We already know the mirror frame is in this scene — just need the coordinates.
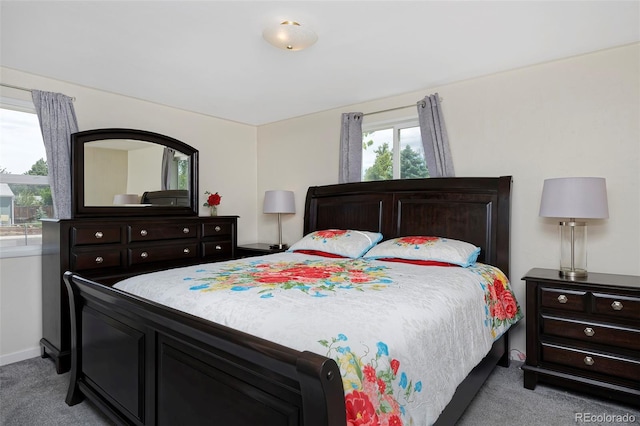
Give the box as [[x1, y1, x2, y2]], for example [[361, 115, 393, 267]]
[[71, 128, 199, 218]]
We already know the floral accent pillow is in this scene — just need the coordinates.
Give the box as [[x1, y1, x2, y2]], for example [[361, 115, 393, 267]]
[[287, 229, 383, 259], [363, 236, 480, 267]]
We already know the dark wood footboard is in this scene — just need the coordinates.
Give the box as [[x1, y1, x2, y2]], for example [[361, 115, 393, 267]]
[[64, 271, 346, 426]]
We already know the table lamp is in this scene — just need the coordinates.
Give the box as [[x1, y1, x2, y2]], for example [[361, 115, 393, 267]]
[[539, 177, 609, 278], [113, 194, 139, 205], [263, 190, 296, 249]]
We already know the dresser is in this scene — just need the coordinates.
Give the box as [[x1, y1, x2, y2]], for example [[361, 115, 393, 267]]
[[41, 215, 238, 373], [522, 268, 640, 406]]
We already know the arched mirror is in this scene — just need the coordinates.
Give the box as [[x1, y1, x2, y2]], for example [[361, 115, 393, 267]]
[[71, 128, 198, 217]]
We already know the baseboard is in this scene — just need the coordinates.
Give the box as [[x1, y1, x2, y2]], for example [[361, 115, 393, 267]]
[[0, 347, 41, 366]]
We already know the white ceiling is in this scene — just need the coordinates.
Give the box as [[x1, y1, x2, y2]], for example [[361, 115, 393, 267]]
[[1, 1, 638, 126]]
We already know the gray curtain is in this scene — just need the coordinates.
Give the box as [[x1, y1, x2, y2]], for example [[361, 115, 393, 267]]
[[417, 94, 455, 177], [161, 147, 176, 190], [338, 112, 363, 183], [32, 90, 79, 219]]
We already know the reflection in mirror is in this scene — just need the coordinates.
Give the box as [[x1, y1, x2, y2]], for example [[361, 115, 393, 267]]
[[83, 139, 190, 206], [71, 128, 198, 218]]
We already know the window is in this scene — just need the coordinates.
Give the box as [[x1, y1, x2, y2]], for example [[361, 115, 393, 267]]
[[0, 101, 49, 252], [362, 120, 429, 181]]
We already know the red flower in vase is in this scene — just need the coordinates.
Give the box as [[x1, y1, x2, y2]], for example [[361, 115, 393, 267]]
[[203, 191, 221, 207]]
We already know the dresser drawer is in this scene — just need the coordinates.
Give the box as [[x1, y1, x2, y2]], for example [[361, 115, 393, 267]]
[[202, 241, 233, 259], [593, 293, 640, 321], [542, 315, 640, 351], [202, 222, 233, 237], [73, 226, 121, 245], [541, 287, 586, 312], [542, 343, 640, 382], [128, 224, 197, 242], [128, 243, 198, 265], [73, 251, 122, 271]]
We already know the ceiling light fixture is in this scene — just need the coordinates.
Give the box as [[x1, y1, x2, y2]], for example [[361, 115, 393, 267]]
[[262, 21, 317, 51]]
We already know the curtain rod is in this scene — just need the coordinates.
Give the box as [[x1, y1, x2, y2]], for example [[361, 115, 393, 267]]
[[362, 96, 443, 117], [0, 83, 76, 101]]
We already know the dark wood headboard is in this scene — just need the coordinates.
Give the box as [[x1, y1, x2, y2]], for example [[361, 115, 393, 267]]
[[303, 177, 512, 276]]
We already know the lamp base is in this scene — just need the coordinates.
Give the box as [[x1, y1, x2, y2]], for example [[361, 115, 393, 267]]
[[270, 244, 288, 250], [559, 268, 588, 279]]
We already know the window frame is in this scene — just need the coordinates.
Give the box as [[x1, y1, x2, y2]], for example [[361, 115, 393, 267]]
[[0, 98, 49, 258], [361, 117, 422, 181]]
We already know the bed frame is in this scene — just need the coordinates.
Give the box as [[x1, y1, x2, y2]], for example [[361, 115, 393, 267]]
[[64, 176, 513, 425]]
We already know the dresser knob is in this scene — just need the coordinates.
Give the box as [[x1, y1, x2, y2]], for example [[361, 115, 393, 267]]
[[557, 294, 568, 304], [183, 248, 190, 254], [95, 256, 104, 264], [583, 327, 595, 337], [95, 231, 103, 239], [183, 227, 190, 234], [583, 356, 595, 366], [140, 230, 148, 237], [611, 301, 623, 311], [140, 252, 148, 259], [215, 245, 222, 250], [214, 226, 221, 232]]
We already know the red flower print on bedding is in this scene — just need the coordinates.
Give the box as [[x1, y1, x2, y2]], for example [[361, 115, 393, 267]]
[[313, 229, 348, 240], [345, 390, 379, 426], [396, 236, 439, 247], [470, 264, 522, 338], [188, 259, 392, 297], [320, 334, 423, 426]]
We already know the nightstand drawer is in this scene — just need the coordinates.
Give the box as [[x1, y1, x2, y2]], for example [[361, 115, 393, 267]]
[[542, 343, 640, 382], [542, 315, 640, 351], [541, 287, 586, 312], [593, 293, 640, 321]]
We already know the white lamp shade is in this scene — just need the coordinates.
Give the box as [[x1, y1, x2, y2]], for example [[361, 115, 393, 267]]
[[539, 177, 609, 219], [263, 190, 295, 214], [262, 21, 317, 51], [113, 194, 139, 205]]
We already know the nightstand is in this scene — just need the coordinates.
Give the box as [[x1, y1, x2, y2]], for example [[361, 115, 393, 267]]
[[522, 268, 640, 406], [236, 243, 287, 258]]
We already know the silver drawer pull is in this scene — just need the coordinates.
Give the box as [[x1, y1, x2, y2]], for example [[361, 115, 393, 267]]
[[183, 248, 190, 254], [583, 356, 595, 366], [215, 245, 222, 250], [557, 294, 568, 304], [584, 327, 595, 337], [214, 226, 221, 232], [183, 227, 190, 234], [140, 229, 148, 237], [140, 252, 148, 259], [95, 256, 104, 264], [611, 301, 623, 311], [95, 231, 103, 239]]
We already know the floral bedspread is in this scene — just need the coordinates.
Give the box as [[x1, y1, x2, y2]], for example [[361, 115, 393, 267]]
[[114, 252, 521, 425]]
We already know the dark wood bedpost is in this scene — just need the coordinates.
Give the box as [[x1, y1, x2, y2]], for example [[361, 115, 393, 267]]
[[63, 271, 84, 406]]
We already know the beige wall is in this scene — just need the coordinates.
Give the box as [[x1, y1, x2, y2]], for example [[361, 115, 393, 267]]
[[257, 44, 640, 355], [1, 43, 638, 364], [84, 146, 129, 205], [0, 67, 258, 364]]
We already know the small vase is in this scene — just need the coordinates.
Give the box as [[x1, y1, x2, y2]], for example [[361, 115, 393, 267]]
[[210, 206, 218, 216]]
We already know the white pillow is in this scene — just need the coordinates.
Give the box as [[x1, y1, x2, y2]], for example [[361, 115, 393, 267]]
[[363, 236, 480, 267], [288, 229, 383, 259]]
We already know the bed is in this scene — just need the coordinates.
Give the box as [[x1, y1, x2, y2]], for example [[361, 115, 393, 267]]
[[63, 176, 518, 425]]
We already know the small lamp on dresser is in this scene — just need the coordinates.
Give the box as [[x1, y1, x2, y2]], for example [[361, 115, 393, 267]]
[[263, 190, 296, 250], [539, 177, 609, 278]]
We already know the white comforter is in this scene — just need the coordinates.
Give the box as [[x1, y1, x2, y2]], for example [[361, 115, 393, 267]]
[[114, 252, 521, 425]]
